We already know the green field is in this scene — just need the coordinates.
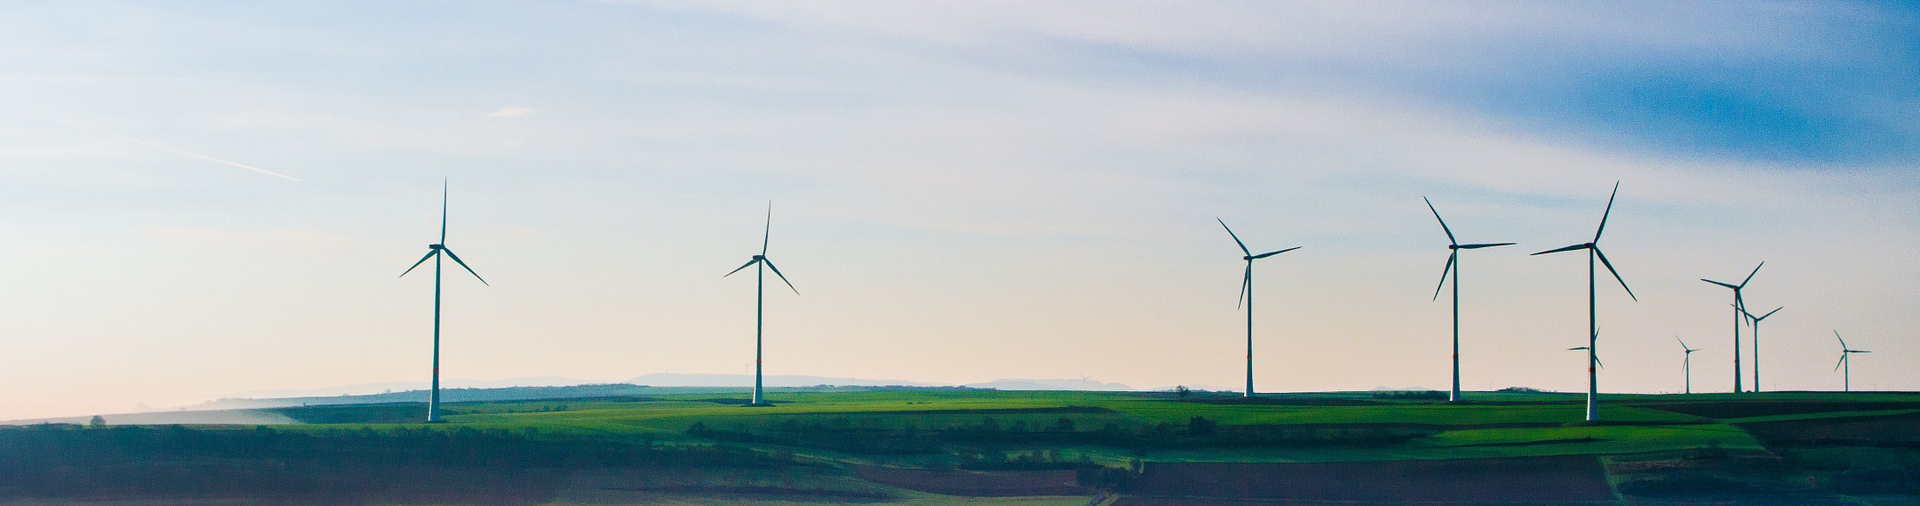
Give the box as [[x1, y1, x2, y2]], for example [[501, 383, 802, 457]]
[[6, 388, 1920, 504]]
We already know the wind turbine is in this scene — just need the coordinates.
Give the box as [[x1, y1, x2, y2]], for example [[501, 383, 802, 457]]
[[1676, 336, 1700, 394], [1532, 182, 1636, 422], [1218, 218, 1300, 398], [1834, 331, 1870, 392], [398, 180, 489, 423], [1702, 262, 1762, 393], [726, 203, 798, 406], [1424, 197, 1514, 402], [1744, 306, 1781, 392]]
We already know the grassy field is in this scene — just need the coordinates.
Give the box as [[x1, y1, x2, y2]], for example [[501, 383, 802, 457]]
[[6, 388, 1920, 504]]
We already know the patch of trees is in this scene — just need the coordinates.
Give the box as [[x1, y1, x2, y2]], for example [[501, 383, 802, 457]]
[[1371, 390, 1448, 400]]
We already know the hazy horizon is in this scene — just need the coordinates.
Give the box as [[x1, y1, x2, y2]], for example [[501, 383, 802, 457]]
[[2, 1, 1916, 420]]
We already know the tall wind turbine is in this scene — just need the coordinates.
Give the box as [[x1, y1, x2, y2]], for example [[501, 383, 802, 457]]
[[1744, 306, 1781, 392], [1702, 262, 1762, 393], [726, 203, 798, 406], [1218, 218, 1300, 398], [1834, 331, 1870, 392], [1424, 197, 1514, 402], [1532, 182, 1636, 422], [1676, 336, 1700, 394], [398, 180, 490, 423]]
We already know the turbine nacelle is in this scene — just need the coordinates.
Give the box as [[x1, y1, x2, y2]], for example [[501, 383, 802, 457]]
[[429, 244, 444, 250]]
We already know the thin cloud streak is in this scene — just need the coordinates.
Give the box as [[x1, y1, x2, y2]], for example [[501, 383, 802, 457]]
[[64, 124, 300, 181]]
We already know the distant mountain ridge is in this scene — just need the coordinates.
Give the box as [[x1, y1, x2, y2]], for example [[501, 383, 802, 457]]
[[127, 374, 1138, 414], [626, 373, 1133, 391]]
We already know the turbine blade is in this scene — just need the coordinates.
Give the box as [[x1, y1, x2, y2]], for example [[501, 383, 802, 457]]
[[1701, 279, 1738, 290], [761, 202, 773, 256], [1675, 335, 1689, 350], [1834, 330, 1847, 349], [440, 179, 449, 244], [1854, 350, 1871, 354], [441, 248, 489, 286], [1424, 197, 1456, 245], [763, 258, 799, 294], [1457, 242, 1515, 249], [1218, 218, 1250, 256], [1739, 261, 1764, 288], [1249, 246, 1300, 259], [1836, 354, 1847, 371], [1432, 252, 1456, 302], [1594, 181, 1619, 242], [1237, 263, 1251, 309], [399, 250, 438, 278], [1594, 247, 1636, 301], [1532, 243, 1589, 255], [1758, 307, 1782, 321], [725, 258, 760, 277]]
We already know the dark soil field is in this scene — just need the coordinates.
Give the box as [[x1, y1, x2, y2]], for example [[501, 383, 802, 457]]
[[1740, 411, 1920, 445], [1124, 455, 1614, 503], [854, 465, 1088, 496]]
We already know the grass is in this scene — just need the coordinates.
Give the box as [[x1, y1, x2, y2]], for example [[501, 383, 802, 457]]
[[13, 388, 1920, 503], [248, 389, 1913, 467]]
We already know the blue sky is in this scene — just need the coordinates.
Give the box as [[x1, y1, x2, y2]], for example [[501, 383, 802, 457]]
[[0, 1, 1916, 419]]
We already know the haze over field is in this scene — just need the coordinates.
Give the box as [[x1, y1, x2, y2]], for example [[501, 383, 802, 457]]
[[1, 1, 1916, 420]]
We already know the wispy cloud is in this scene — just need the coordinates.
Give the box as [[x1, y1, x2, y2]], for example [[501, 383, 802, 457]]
[[64, 124, 300, 181], [484, 106, 538, 118]]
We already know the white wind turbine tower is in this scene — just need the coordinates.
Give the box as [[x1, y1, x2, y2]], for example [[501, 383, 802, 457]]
[[1744, 306, 1781, 392], [1533, 182, 1636, 422], [1676, 336, 1700, 394], [398, 180, 490, 423], [1833, 331, 1870, 392], [1702, 263, 1762, 393], [1423, 197, 1514, 402], [1218, 218, 1300, 398], [726, 203, 798, 406]]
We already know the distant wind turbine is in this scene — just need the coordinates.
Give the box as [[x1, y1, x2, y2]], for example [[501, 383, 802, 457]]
[[1676, 336, 1700, 394], [1533, 182, 1636, 422], [1423, 197, 1514, 402], [1218, 218, 1300, 398], [398, 180, 489, 423], [1744, 306, 1781, 393], [1833, 331, 1870, 392], [726, 203, 798, 406], [1702, 262, 1762, 393]]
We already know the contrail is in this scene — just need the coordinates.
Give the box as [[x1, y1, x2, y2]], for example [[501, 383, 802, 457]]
[[66, 124, 300, 181]]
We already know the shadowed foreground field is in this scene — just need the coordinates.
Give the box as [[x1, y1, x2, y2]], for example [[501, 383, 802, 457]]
[[4, 389, 1919, 505]]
